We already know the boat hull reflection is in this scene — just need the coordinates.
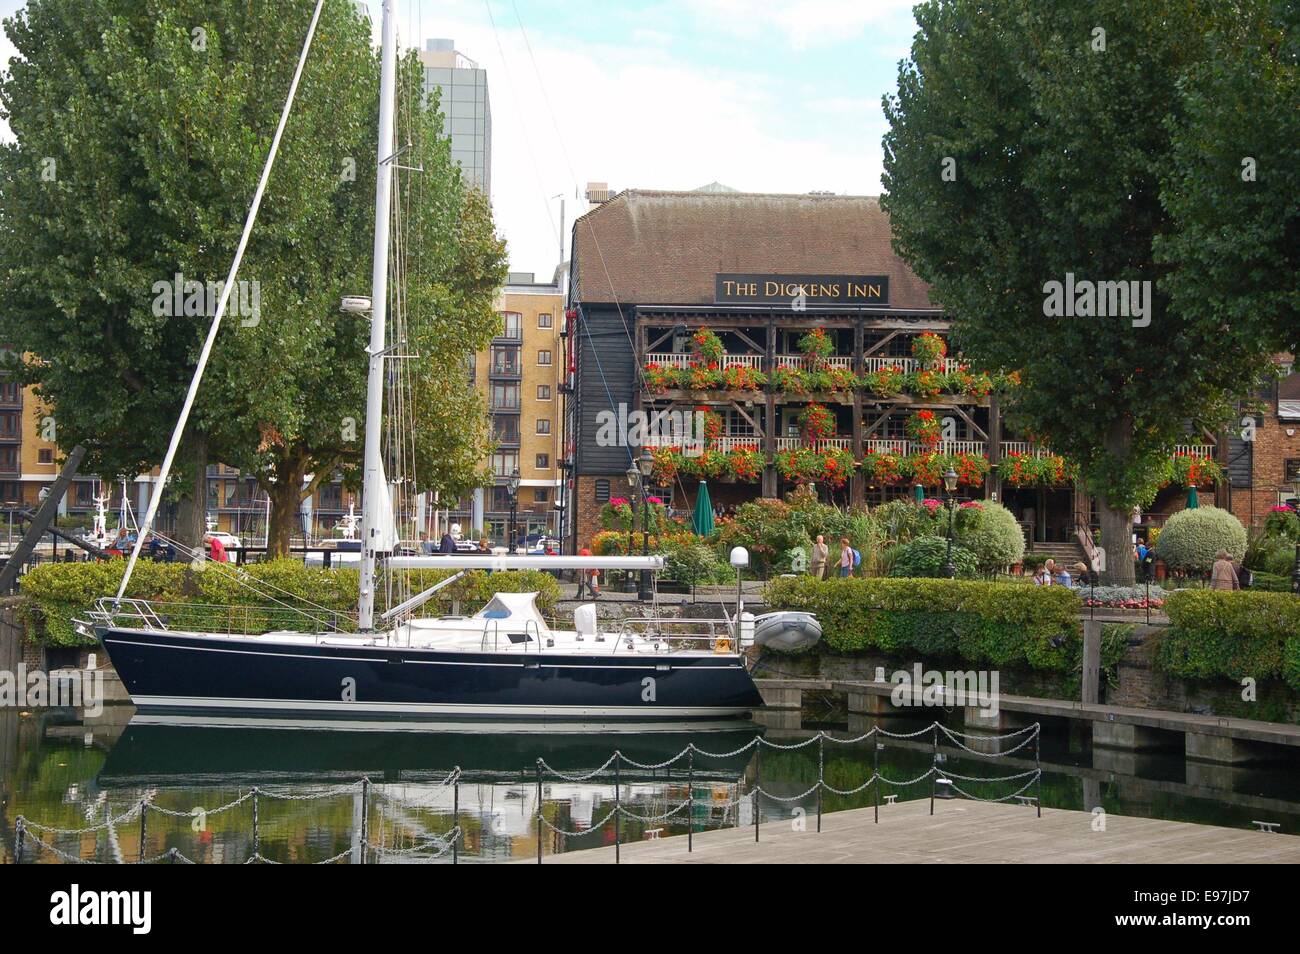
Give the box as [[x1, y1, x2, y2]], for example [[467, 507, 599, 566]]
[[98, 716, 763, 786]]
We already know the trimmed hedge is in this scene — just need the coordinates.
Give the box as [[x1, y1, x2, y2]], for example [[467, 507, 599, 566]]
[[15, 560, 561, 646], [1154, 589, 1300, 688], [764, 576, 1082, 671]]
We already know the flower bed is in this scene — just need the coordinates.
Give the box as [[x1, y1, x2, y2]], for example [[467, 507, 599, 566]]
[[1079, 584, 1168, 610], [775, 447, 857, 487]]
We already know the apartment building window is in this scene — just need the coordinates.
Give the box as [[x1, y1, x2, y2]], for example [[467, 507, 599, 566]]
[[0, 382, 19, 404], [490, 344, 521, 375], [537, 349, 552, 366], [75, 482, 94, 506], [536, 384, 551, 401], [466, 353, 476, 384], [38, 448, 54, 464], [492, 414, 520, 443], [538, 312, 553, 329], [536, 419, 551, 435], [490, 450, 519, 477], [0, 447, 17, 472], [535, 453, 549, 469], [594, 479, 610, 503], [490, 382, 520, 411], [0, 412, 18, 437], [499, 312, 522, 340], [534, 487, 549, 503], [0, 480, 21, 502]]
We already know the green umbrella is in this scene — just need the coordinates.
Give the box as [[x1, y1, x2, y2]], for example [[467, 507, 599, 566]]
[[1187, 485, 1199, 509], [692, 480, 715, 536]]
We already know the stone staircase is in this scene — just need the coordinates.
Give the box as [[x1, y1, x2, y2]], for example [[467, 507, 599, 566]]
[[1023, 540, 1088, 565]]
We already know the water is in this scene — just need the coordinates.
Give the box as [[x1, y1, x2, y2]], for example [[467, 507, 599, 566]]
[[3, 706, 1299, 863]]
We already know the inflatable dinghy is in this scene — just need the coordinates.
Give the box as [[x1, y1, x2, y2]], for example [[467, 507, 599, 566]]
[[751, 611, 822, 652]]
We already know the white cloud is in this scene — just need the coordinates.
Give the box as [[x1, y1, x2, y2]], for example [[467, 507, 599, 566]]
[[684, 0, 917, 51]]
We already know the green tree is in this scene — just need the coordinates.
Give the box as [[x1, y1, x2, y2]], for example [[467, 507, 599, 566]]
[[881, 0, 1292, 583], [0, 1, 506, 554]]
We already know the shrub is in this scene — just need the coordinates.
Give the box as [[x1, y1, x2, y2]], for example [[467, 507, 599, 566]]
[[873, 499, 941, 545], [952, 501, 1025, 572], [885, 536, 978, 579], [764, 576, 1081, 671], [1154, 506, 1247, 572], [660, 537, 727, 586], [1154, 589, 1300, 683]]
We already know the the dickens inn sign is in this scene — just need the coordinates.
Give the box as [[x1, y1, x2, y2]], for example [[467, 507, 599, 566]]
[[714, 273, 889, 306]]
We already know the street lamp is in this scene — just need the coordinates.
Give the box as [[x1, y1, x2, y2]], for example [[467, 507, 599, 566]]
[[1292, 478, 1300, 595], [942, 466, 959, 579], [637, 447, 654, 600], [625, 461, 639, 566], [506, 468, 521, 554]]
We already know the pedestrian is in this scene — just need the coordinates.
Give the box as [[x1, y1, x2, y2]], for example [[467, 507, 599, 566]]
[[1031, 564, 1051, 586], [579, 545, 600, 599], [419, 532, 435, 554], [838, 537, 852, 578], [439, 529, 457, 554], [1210, 549, 1239, 590], [208, 535, 228, 563], [1053, 562, 1072, 587], [810, 534, 829, 580]]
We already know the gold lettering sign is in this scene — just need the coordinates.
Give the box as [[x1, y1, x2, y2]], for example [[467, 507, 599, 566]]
[[714, 274, 889, 306]]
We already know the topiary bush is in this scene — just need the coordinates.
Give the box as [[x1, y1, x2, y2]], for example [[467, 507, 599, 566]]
[[1154, 506, 1246, 572], [952, 501, 1026, 572], [884, 535, 978, 578]]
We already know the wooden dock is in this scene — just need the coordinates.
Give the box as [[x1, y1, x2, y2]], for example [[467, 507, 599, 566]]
[[539, 798, 1300, 864], [756, 678, 1300, 763]]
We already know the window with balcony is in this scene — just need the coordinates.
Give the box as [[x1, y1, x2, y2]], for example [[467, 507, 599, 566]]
[[0, 446, 17, 473], [490, 450, 519, 477], [0, 413, 18, 438], [0, 382, 19, 405], [499, 312, 522, 340], [490, 382, 520, 411], [492, 414, 520, 443], [0, 480, 21, 503], [490, 344, 521, 376]]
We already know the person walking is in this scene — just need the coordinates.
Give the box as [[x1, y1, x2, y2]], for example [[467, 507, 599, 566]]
[[810, 534, 829, 580], [838, 537, 853, 578], [578, 545, 600, 599], [1210, 550, 1239, 590]]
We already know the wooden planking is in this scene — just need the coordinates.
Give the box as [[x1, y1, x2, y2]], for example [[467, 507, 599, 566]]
[[538, 798, 1300, 864]]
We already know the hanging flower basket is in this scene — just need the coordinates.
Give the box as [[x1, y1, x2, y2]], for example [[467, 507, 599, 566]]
[[905, 410, 941, 449], [691, 328, 725, 364], [911, 332, 948, 368], [798, 328, 834, 370], [798, 402, 836, 443]]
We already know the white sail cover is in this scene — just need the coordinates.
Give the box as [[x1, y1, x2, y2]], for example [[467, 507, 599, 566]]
[[374, 462, 399, 553]]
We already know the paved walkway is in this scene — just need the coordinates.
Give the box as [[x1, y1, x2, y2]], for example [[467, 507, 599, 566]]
[[539, 799, 1300, 864]]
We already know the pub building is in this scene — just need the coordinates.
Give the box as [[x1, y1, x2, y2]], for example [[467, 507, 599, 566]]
[[559, 188, 1227, 560]]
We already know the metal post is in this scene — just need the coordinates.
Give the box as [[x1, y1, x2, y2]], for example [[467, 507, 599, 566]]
[[251, 788, 260, 860], [817, 733, 824, 833], [536, 759, 543, 864], [754, 744, 761, 843], [873, 736, 880, 824], [359, 777, 369, 864], [687, 746, 694, 853], [929, 725, 937, 816], [453, 775, 460, 865], [614, 752, 621, 865], [1034, 724, 1042, 818], [139, 801, 148, 863]]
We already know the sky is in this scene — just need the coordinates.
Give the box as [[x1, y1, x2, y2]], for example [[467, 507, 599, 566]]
[[0, 0, 922, 277]]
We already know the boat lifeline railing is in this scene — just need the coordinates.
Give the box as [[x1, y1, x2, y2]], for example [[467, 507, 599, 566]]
[[610, 617, 744, 655], [478, 617, 547, 653], [88, 598, 355, 635]]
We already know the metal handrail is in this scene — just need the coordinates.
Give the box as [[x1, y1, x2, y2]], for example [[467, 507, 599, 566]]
[[612, 617, 738, 655], [89, 597, 354, 634]]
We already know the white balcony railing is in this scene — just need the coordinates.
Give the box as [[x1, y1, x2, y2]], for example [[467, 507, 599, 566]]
[[644, 352, 763, 370], [860, 356, 961, 374], [1174, 444, 1216, 459], [773, 355, 854, 370], [776, 437, 852, 451]]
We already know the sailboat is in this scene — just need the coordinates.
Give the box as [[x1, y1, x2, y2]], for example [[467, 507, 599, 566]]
[[84, 0, 817, 721]]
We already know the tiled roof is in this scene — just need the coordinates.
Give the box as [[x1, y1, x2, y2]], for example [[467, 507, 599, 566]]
[[571, 190, 937, 310]]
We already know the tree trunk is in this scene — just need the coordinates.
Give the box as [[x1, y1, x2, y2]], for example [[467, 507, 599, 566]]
[[1097, 497, 1136, 585], [1098, 417, 1136, 585], [173, 433, 208, 558], [265, 456, 309, 558]]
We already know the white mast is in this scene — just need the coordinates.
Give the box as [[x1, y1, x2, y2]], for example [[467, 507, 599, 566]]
[[358, 0, 398, 631]]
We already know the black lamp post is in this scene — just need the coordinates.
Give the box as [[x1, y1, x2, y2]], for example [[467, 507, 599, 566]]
[[506, 468, 521, 554], [1292, 480, 1300, 595], [625, 461, 639, 592], [942, 466, 959, 579], [637, 448, 654, 600]]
